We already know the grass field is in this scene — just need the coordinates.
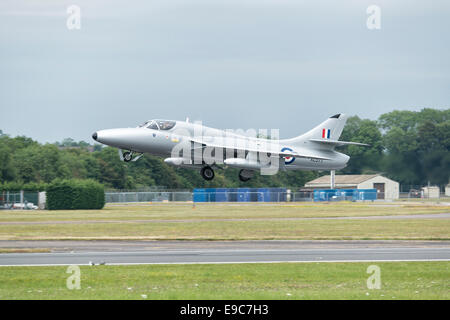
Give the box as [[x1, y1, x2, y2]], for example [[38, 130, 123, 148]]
[[1, 203, 448, 300], [0, 262, 448, 300], [1, 202, 448, 222], [0, 203, 449, 240]]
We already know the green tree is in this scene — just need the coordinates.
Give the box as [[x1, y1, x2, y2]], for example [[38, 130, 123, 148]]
[[12, 144, 71, 183], [339, 116, 384, 174], [380, 108, 450, 186], [94, 147, 130, 189], [416, 120, 450, 185], [0, 137, 17, 181]]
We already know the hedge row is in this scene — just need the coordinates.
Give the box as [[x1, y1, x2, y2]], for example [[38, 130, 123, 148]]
[[46, 179, 105, 210]]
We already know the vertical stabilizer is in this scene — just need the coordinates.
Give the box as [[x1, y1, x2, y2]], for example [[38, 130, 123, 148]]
[[285, 114, 348, 145]]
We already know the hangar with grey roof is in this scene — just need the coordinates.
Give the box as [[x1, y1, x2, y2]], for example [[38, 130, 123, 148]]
[[304, 174, 399, 200]]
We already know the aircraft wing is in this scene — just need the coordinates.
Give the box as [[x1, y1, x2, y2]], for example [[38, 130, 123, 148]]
[[309, 139, 370, 147], [188, 137, 331, 161]]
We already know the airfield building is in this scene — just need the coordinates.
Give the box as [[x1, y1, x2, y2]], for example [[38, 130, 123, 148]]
[[304, 174, 399, 200], [421, 186, 440, 199]]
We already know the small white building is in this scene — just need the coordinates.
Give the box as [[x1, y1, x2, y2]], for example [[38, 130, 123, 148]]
[[445, 184, 450, 197], [304, 174, 400, 200], [421, 186, 440, 199]]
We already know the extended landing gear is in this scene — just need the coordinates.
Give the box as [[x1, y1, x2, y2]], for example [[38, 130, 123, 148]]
[[238, 169, 254, 182], [200, 166, 215, 181], [123, 151, 133, 162], [119, 149, 143, 163]]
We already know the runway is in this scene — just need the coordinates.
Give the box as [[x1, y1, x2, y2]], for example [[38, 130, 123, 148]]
[[0, 240, 449, 266]]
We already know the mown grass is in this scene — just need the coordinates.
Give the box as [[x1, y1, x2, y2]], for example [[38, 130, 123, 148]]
[[0, 219, 448, 240], [0, 248, 51, 253], [0, 203, 449, 240], [0, 262, 448, 300], [0, 202, 448, 223]]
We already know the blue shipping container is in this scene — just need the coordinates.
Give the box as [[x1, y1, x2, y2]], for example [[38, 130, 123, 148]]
[[257, 188, 271, 202], [227, 188, 238, 202], [313, 189, 377, 202], [237, 188, 251, 202], [353, 189, 377, 201], [193, 189, 207, 202], [206, 188, 216, 202], [313, 189, 337, 202], [215, 188, 228, 202]]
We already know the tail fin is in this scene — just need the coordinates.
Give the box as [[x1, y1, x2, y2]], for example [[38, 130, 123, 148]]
[[287, 114, 347, 145]]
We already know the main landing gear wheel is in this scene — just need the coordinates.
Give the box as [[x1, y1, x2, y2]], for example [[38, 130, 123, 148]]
[[200, 166, 215, 181], [238, 169, 252, 182], [123, 152, 133, 162]]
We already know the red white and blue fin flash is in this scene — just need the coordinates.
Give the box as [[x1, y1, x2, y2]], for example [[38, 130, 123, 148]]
[[322, 128, 331, 139]]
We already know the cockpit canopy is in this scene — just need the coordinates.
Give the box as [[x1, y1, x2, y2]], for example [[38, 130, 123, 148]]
[[139, 119, 176, 131]]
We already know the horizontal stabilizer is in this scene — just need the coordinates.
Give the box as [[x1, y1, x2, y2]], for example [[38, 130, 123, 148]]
[[309, 139, 370, 147]]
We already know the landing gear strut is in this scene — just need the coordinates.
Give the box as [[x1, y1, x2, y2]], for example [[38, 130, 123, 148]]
[[238, 169, 253, 182], [200, 166, 215, 181]]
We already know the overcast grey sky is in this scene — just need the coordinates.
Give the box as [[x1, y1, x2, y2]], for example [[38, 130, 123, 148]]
[[0, 0, 449, 143]]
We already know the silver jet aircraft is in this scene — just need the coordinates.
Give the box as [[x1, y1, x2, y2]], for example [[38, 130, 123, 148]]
[[92, 114, 367, 181]]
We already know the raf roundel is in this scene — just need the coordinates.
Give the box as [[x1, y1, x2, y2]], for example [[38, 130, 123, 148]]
[[281, 147, 295, 164]]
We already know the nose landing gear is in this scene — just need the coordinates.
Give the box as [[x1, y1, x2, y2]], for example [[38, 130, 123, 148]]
[[119, 149, 143, 162]]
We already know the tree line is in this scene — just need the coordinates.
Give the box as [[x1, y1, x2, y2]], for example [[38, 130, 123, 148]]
[[0, 108, 448, 191]]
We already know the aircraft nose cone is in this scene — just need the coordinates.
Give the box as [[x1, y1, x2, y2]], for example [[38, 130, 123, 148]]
[[92, 132, 98, 141]]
